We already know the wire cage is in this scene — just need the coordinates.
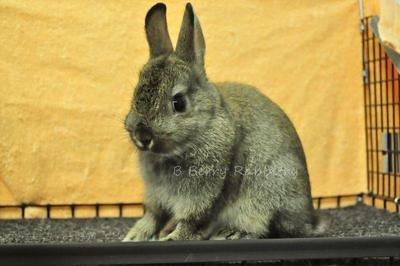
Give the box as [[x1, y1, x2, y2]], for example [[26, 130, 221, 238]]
[[362, 16, 400, 212], [0, 13, 400, 266]]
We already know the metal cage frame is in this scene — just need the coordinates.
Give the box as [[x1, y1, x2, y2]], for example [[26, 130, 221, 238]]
[[362, 16, 400, 212]]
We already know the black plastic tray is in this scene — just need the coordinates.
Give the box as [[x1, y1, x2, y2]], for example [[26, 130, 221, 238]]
[[1, 236, 399, 266]]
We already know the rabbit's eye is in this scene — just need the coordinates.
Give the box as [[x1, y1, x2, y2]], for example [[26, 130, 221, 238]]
[[172, 93, 186, 113]]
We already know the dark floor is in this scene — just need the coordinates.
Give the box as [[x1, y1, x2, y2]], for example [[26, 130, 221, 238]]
[[0, 203, 399, 244]]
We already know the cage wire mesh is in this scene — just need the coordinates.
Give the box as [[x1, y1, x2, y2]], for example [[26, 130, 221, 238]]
[[362, 16, 400, 212]]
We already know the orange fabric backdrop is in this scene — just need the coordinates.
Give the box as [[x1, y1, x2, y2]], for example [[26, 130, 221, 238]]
[[0, 0, 380, 217]]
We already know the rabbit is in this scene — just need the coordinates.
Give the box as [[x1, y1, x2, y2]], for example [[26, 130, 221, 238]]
[[123, 2, 320, 241]]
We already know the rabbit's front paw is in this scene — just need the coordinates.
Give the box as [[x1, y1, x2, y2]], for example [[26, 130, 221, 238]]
[[123, 226, 154, 242], [159, 226, 202, 241], [210, 228, 257, 240], [123, 218, 156, 242], [159, 231, 202, 241], [159, 220, 203, 241]]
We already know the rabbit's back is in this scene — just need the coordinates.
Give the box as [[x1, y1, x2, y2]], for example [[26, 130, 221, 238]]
[[213, 82, 316, 237], [215, 82, 310, 192], [215, 82, 305, 160]]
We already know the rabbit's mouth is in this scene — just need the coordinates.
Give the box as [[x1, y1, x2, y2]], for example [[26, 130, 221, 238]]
[[132, 135, 177, 155], [133, 138, 154, 151], [150, 138, 181, 155]]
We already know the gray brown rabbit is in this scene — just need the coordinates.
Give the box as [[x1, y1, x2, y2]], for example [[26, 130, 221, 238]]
[[123, 2, 319, 241]]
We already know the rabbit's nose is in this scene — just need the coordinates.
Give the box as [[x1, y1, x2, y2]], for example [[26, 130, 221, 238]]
[[134, 123, 153, 149]]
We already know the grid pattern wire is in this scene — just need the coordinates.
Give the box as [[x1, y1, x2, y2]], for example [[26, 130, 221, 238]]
[[362, 16, 400, 212]]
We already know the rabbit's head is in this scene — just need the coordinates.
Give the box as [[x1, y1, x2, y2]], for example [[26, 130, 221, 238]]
[[125, 3, 220, 156]]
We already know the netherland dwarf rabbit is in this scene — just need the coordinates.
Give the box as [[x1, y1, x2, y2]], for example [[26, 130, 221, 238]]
[[123, 3, 319, 241]]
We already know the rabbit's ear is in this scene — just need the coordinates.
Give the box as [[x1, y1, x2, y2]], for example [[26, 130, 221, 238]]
[[175, 3, 205, 67], [145, 3, 173, 58]]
